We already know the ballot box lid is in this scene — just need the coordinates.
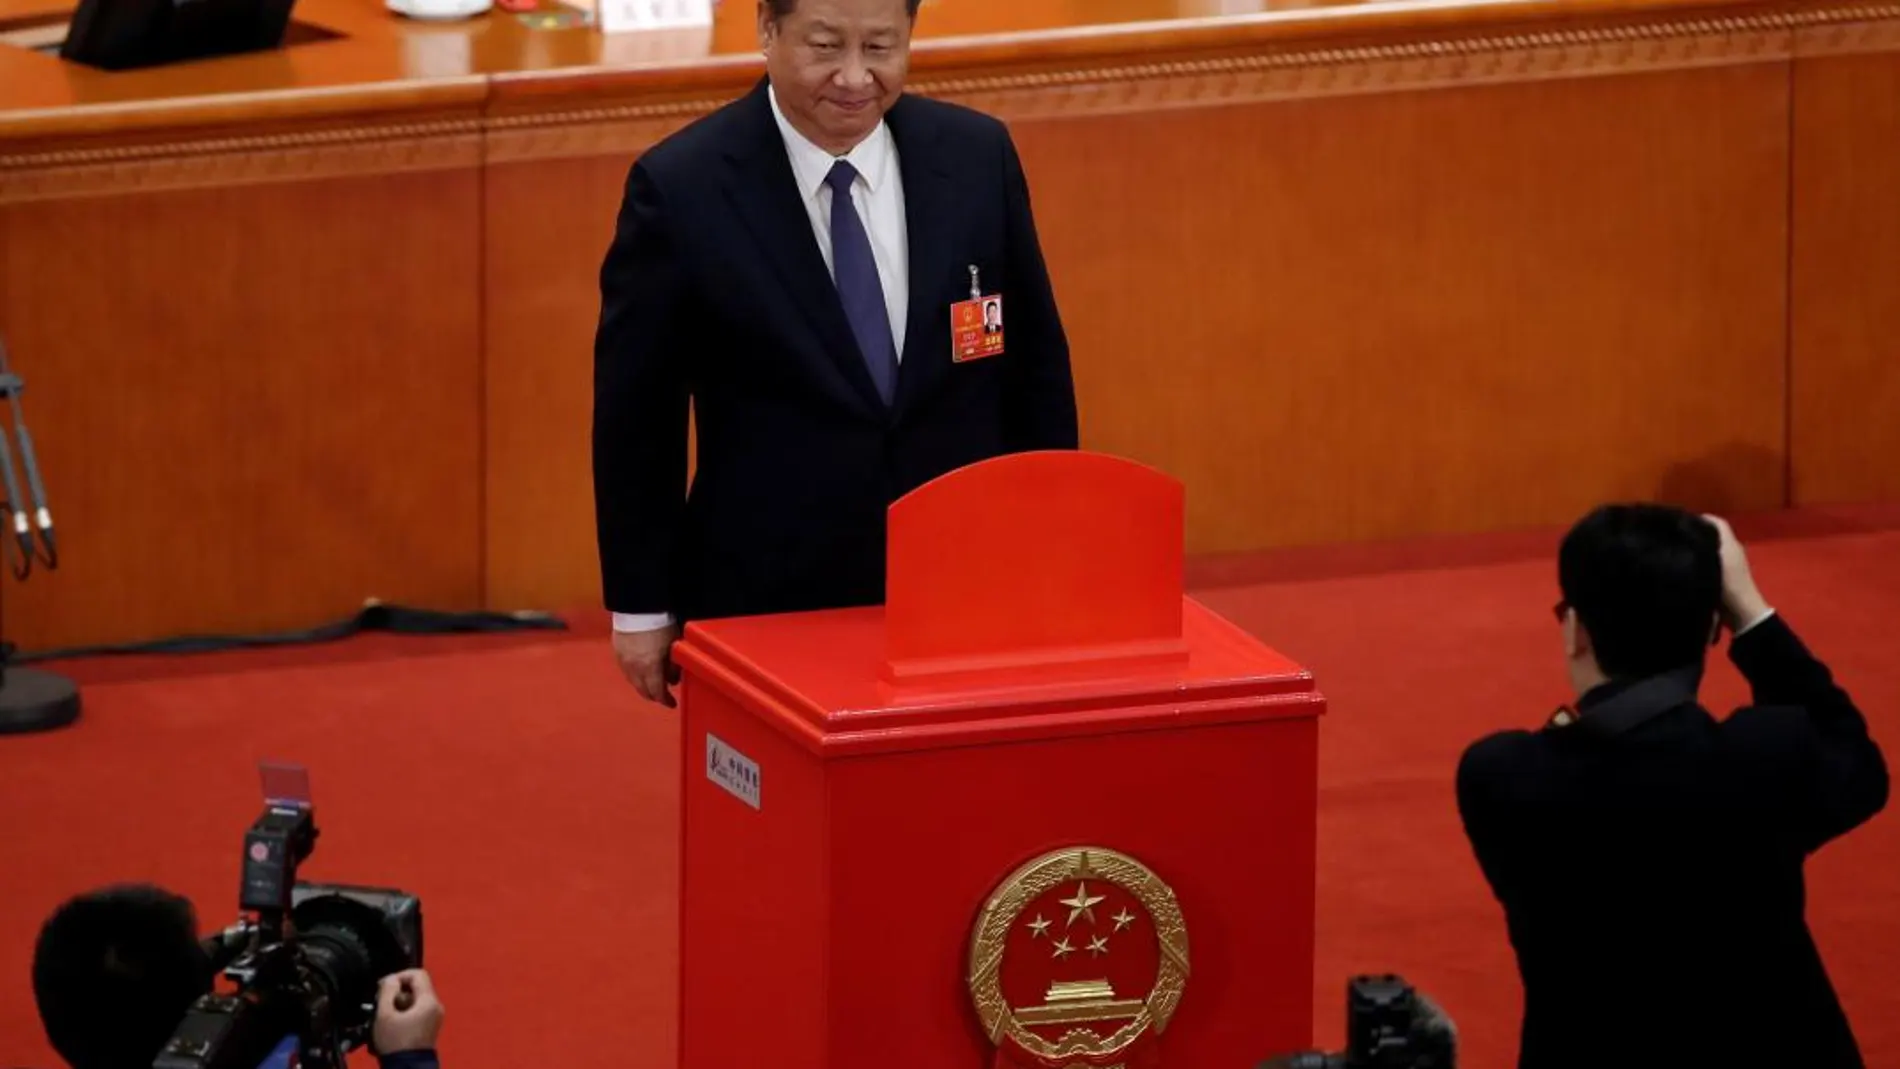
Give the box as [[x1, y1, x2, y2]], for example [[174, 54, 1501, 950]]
[[679, 598, 1317, 757], [673, 452, 1320, 758]]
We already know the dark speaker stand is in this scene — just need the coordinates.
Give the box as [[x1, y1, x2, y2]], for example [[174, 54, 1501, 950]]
[[0, 642, 80, 735]]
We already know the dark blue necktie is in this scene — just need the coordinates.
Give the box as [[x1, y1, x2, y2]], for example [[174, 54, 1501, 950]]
[[824, 160, 897, 406]]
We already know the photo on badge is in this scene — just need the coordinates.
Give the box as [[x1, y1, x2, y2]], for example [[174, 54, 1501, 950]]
[[951, 293, 1004, 363]]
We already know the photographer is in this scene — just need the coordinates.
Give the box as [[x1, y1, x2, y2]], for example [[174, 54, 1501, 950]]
[[31, 885, 444, 1069], [1457, 505, 1888, 1069]]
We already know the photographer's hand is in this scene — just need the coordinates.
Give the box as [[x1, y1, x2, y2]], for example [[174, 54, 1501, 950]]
[[1704, 515, 1772, 633], [374, 969, 445, 1054]]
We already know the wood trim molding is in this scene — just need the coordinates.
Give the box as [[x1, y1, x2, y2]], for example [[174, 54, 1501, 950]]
[[485, 2, 1900, 160], [1795, 8, 1900, 55], [0, 120, 483, 203], [2, 2, 1897, 197], [926, 3, 1900, 115], [484, 106, 704, 165], [930, 26, 1798, 122]]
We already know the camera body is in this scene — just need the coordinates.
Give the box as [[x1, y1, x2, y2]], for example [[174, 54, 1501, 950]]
[[1259, 975, 1457, 1069], [154, 794, 423, 1069]]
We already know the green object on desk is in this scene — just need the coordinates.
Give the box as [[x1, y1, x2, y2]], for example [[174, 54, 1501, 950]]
[[515, 3, 592, 27]]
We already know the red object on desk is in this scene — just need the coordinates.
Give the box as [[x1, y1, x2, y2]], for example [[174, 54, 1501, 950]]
[[671, 451, 1323, 1068]]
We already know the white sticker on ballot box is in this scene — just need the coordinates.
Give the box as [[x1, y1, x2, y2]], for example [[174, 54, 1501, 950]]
[[706, 733, 761, 810]]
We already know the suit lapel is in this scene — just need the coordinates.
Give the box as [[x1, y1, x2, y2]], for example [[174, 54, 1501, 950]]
[[888, 96, 955, 423], [720, 80, 887, 417]]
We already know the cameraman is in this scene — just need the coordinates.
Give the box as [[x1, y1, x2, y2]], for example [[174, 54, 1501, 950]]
[[1457, 505, 1888, 1069], [31, 885, 445, 1069]]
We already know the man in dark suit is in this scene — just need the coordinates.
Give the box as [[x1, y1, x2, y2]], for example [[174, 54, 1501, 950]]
[[592, 0, 1078, 705], [1458, 505, 1888, 1069]]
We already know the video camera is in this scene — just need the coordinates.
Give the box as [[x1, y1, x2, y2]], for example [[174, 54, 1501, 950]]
[[1259, 975, 1456, 1069], [155, 763, 423, 1069]]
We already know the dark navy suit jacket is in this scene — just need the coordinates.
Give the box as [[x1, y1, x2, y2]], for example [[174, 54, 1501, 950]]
[[592, 79, 1078, 623]]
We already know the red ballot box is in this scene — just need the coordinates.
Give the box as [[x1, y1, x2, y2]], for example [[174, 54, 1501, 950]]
[[671, 451, 1323, 1069]]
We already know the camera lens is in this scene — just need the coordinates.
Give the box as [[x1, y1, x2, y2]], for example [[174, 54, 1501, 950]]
[[297, 923, 380, 1031], [288, 891, 416, 1044]]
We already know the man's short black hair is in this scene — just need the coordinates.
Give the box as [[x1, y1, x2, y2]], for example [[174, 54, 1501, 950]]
[[762, 0, 923, 20], [1558, 503, 1722, 679], [33, 885, 211, 1069]]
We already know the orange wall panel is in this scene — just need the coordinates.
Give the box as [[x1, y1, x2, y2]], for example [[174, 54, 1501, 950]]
[[1791, 50, 1900, 507], [482, 155, 630, 613], [0, 170, 485, 649], [1015, 65, 1790, 554]]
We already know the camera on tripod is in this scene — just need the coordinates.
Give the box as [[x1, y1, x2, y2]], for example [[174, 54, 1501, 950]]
[[155, 763, 423, 1069], [1259, 974, 1456, 1069]]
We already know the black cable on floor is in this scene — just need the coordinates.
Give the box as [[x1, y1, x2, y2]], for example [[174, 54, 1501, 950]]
[[11, 602, 569, 663]]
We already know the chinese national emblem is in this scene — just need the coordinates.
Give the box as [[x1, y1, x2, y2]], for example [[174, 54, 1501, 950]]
[[967, 847, 1190, 1069]]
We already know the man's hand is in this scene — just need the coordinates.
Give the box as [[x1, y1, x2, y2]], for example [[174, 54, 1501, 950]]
[[373, 969, 444, 1054], [613, 624, 682, 707], [1704, 514, 1772, 632]]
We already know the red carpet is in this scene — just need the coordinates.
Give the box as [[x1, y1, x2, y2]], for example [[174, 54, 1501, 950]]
[[3, 516, 1896, 1069]]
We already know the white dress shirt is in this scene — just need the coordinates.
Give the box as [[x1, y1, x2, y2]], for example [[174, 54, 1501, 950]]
[[613, 87, 911, 635], [769, 86, 910, 355]]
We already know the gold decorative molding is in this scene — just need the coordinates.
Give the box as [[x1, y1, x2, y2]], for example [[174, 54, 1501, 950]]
[[921, 4, 1900, 119], [928, 2, 1900, 95], [0, 115, 483, 170], [484, 3, 1900, 156], [484, 111, 702, 165], [1, 2, 1898, 192], [0, 121, 483, 204], [1795, 10, 1900, 55]]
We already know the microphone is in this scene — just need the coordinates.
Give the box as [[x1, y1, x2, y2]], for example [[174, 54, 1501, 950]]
[[0, 336, 53, 569], [0, 424, 29, 578], [0, 332, 78, 738], [13, 421, 52, 566]]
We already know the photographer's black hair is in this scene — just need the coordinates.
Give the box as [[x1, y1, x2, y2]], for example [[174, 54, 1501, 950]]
[[33, 885, 212, 1069], [762, 0, 924, 19], [1558, 503, 1722, 679]]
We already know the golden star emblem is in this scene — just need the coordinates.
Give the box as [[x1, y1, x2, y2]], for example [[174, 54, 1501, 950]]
[[1026, 914, 1051, 939], [1060, 882, 1106, 928], [1088, 935, 1109, 957], [1112, 908, 1136, 932], [1052, 937, 1075, 959]]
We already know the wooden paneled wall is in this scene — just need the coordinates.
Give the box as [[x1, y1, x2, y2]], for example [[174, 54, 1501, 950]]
[[482, 154, 630, 612], [1, 168, 486, 648], [3, 6, 1899, 650], [1012, 65, 1791, 553], [1791, 48, 1900, 506]]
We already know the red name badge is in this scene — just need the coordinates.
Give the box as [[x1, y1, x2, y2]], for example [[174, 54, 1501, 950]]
[[952, 294, 1005, 363]]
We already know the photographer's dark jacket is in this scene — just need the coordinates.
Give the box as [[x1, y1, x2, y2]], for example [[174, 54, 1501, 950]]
[[1457, 613, 1888, 1069], [257, 1039, 437, 1069]]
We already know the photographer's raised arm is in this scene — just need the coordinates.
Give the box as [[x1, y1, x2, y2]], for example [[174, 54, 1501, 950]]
[[1728, 613, 1889, 853], [1704, 517, 1888, 852]]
